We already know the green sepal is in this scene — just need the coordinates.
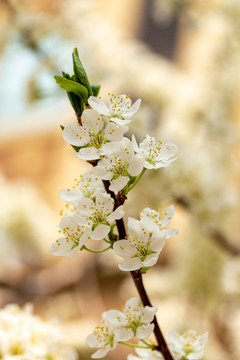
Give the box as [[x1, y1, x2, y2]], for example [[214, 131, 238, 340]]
[[72, 48, 92, 96], [140, 267, 150, 274], [54, 75, 88, 102], [128, 176, 136, 186], [60, 125, 80, 153], [91, 84, 101, 97]]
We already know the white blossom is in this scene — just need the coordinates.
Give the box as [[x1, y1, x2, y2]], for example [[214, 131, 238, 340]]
[[140, 205, 178, 240], [59, 171, 105, 205], [0, 303, 77, 360], [86, 298, 157, 359], [62, 109, 128, 160], [167, 329, 209, 360], [85, 317, 119, 358], [88, 94, 141, 125], [94, 138, 145, 192], [50, 215, 88, 258], [132, 134, 177, 170], [113, 218, 166, 271], [75, 193, 124, 240], [105, 297, 157, 340], [128, 346, 164, 360]]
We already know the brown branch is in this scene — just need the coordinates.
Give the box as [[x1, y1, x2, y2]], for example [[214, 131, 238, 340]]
[[103, 180, 173, 360]]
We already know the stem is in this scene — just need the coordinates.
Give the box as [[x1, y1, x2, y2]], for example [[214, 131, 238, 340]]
[[140, 339, 152, 347], [81, 244, 112, 253], [119, 341, 153, 349], [103, 180, 174, 360], [125, 168, 146, 194]]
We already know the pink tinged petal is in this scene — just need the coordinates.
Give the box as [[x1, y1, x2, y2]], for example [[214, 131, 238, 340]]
[[128, 155, 145, 176], [122, 98, 141, 118], [90, 223, 110, 240], [136, 323, 154, 339], [118, 258, 143, 271], [108, 205, 124, 222], [88, 96, 110, 116], [62, 124, 89, 146], [141, 304, 158, 323], [77, 147, 100, 160], [104, 123, 128, 141], [165, 228, 179, 240], [109, 176, 129, 192], [59, 188, 83, 205], [49, 238, 79, 259], [161, 205, 175, 228], [143, 254, 159, 267], [113, 240, 136, 257]]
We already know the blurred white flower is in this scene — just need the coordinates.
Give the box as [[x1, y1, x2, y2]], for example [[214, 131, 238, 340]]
[[94, 137, 144, 192], [113, 218, 166, 271], [0, 303, 77, 360], [59, 171, 105, 205], [140, 205, 178, 240], [132, 135, 177, 170], [62, 109, 128, 160], [167, 329, 209, 360], [88, 94, 141, 126]]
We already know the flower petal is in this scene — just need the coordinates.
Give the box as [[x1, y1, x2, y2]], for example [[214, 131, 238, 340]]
[[118, 258, 143, 271], [88, 96, 110, 116], [49, 237, 79, 259], [136, 323, 154, 339], [109, 176, 129, 192]]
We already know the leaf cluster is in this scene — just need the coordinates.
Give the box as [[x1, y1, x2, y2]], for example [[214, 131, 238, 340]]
[[54, 48, 100, 115]]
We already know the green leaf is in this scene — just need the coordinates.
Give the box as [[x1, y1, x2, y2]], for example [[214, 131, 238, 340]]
[[72, 48, 92, 96], [62, 72, 84, 114], [91, 84, 101, 97], [54, 75, 88, 102]]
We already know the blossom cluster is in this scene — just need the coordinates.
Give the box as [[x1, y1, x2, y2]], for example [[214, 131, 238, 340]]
[[50, 94, 178, 262], [0, 303, 77, 360], [86, 297, 158, 358], [49, 90, 208, 360], [128, 329, 209, 360]]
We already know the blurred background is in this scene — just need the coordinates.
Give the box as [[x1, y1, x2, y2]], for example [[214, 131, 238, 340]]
[[0, 0, 240, 359]]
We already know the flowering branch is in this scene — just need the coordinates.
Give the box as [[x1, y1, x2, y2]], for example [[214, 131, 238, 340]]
[[50, 48, 209, 360]]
